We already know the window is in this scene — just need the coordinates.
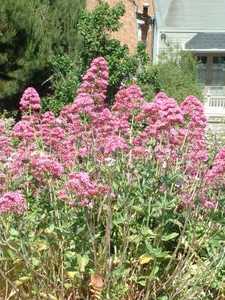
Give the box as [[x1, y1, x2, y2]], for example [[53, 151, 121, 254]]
[[212, 56, 225, 86], [197, 56, 207, 85], [137, 19, 145, 42], [196, 55, 225, 87], [213, 56, 225, 64], [197, 56, 207, 64]]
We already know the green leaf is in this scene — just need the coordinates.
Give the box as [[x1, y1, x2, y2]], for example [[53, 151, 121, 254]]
[[139, 254, 153, 265], [151, 265, 159, 277], [31, 257, 40, 267], [39, 293, 58, 300], [9, 228, 20, 237], [77, 254, 89, 272], [145, 243, 171, 259], [132, 205, 144, 214], [138, 279, 147, 287], [67, 271, 78, 280], [127, 235, 141, 244], [141, 227, 157, 238], [65, 251, 75, 260], [15, 276, 31, 286], [64, 283, 73, 289], [161, 232, 179, 241], [35, 240, 49, 252]]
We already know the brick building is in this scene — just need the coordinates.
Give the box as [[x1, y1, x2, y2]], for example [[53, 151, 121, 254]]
[[86, 0, 155, 57]]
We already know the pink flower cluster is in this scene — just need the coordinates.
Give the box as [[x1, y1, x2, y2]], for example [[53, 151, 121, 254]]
[[91, 108, 129, 155], [0, 120, 5, 134], [1, 56, 225, 212], [30, 154, 64, 180], [112, 84, 144, 118], [7, 147, 32, 178], [103, 135, 128, 155], [204, 146, 225, 185], [58, 58, 129, 158], [135, 93, 183, 141], [58, 172, 108, 206], [13, 120, 36, 141], [0, 191, 26, 214], [0, 120, 12, 162], [77, 57, 109, 107], [19, 87, 41, 112], [180, 96, 208, 176], [133, 92, 184, 163]]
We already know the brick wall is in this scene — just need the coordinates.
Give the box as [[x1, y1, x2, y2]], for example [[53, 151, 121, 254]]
[[86, 0, 155, 56]]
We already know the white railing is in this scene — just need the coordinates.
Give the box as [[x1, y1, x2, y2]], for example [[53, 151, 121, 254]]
[[205, 95, 225, 117], [204, 86, 225, 117]]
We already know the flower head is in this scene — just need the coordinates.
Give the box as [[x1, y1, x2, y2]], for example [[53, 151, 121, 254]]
[[19, 87, 41, 112], [0, 191, 27, 214]]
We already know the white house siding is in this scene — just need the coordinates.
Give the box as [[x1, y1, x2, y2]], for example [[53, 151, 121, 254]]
[[155, 0, 225, 31], [154, 0, 225, 59]]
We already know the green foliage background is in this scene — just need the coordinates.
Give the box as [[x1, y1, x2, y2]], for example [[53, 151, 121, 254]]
[[78, 2, 138, 98], [137, 47, 203, 102], [0, 0, 84, 110]]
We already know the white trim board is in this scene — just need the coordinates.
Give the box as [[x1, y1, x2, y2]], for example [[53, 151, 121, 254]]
[[159, 29, 225, 33], [185, 49, 225, 52]]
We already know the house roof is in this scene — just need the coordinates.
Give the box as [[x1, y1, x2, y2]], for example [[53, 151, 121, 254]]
[[186, 33, 225, 50], [155, 0, 225, 30]]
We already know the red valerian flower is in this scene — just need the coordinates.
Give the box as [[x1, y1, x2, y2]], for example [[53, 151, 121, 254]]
[[0, 191, 27, 214], [19, 87, 41, 112]]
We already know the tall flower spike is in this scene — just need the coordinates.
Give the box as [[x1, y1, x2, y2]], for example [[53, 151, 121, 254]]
[[77, 57, 109, 107], [180, 95, 208, 176], [19, 87, 41, 112]]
